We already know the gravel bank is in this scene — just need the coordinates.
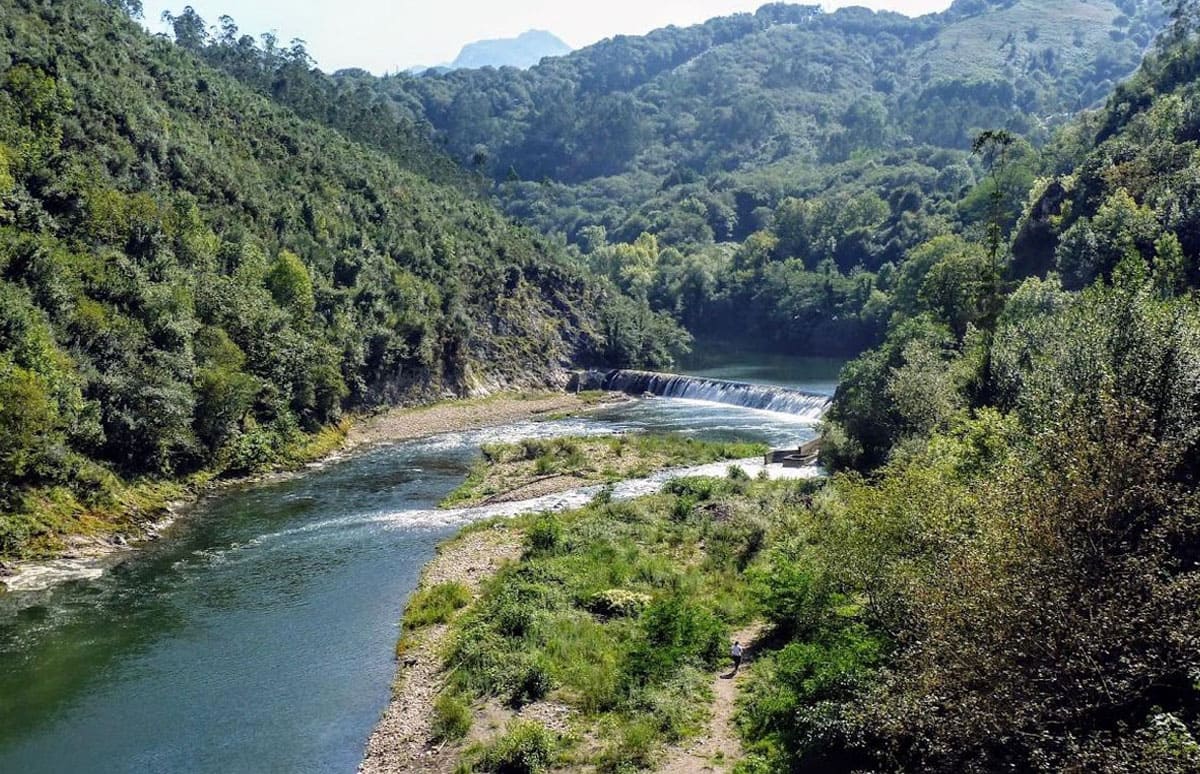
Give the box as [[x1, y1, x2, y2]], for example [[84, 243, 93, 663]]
[[345, 392, 623, 451], [359, 526, 524, 774]]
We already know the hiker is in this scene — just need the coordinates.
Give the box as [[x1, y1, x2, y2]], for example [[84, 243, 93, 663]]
[[731, 640, 744, 673]]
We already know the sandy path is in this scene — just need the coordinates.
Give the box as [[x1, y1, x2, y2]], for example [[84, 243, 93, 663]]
[[657, 622, 766, 774], [359, 526, 524, 774]]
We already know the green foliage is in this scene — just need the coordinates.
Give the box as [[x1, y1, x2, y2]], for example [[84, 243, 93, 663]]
[[475, 720, 556, 774], [0, 0, 690, 556], [404, 582, 473, 630], [738, 629, 883, 771], [432, 692, 473, 742], [526, 514, 563, 556], [443, 486, 770, 764], [623, 594, 727, 685], [189, 2, 1161, 360]]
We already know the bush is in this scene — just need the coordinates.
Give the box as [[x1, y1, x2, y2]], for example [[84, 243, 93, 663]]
[[526, 514, 563, 555], [737, 629, 883, 771], [432, 692, 473, 742], [533, 453, 557, 475], [598, 717, 659, 773], [509, 656, 555, 707], [478, 720, 556, 774], [404, 582, 472, 629], [586, 588, 652, 618], [624, 595, 727, 686]]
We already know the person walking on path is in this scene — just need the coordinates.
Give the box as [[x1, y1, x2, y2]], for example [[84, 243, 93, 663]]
[[731, 640, 744, 674]]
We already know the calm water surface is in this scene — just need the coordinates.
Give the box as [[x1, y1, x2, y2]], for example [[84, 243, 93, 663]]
[[0, 360, 833, 773]]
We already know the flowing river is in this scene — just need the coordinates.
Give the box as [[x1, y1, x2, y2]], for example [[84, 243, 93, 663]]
[[0, 357, 836, 773]]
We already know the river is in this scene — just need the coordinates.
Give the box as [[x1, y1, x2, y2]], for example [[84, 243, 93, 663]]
[[0, 358, 835, 773]]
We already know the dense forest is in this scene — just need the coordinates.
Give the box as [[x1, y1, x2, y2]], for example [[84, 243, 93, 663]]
[[168, 0, 1169, 355], [0, 0, 686, 558]]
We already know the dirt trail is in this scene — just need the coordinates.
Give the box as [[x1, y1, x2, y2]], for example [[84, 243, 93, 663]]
[[657, 622, 765, 774]]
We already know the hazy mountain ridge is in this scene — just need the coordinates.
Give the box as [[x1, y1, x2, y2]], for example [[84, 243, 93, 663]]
[[408, 29, 572, 73], [451, 29, 572, 69]]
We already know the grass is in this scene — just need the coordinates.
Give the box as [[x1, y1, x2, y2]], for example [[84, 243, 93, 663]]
[[439, 433, 768, 508], [432, 692, 474, 742], [404, 581, 473, 629], [436, 469, 788, 769], [460, 719, 557, 774]]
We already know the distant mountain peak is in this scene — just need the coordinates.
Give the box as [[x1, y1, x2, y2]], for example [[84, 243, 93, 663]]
[[449, 29, 572, 70]]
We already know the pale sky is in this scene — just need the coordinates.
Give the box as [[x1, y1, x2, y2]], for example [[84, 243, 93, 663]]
[[141, 1, 953, 74]]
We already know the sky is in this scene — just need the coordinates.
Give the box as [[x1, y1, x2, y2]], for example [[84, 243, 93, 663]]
[[141, 0, 954, 74]]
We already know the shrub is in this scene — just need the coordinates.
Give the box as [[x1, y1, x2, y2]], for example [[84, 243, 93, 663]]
[[493, 594, 537, 638], [404, 582, 472, 629], [587, 588, 652, 618], [478, 720, 556, 774], [598, 717, 659, 772], [737, 628, 883, 771], [509, 657, 555, 707], [663, 476, 723, 501], [432, 692, 472, 742], [624, 595, 727, 686], [526, 514, 563, 555], [533, 453, 557, 475]]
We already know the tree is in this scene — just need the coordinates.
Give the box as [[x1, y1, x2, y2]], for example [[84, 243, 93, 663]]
[[162, 6, 208, 51], [265, 250, 315, 321], [971, 129, 1015, 320]]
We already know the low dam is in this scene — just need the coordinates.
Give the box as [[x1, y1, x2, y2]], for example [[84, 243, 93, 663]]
[[578, 369, 832, 420]]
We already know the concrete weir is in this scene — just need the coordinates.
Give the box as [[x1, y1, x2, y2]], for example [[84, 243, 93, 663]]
[[573, 368, 832, 421]]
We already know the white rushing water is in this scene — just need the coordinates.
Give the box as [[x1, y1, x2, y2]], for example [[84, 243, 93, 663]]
[[244, 456, 821, 549], [589, 369, 832, 420]]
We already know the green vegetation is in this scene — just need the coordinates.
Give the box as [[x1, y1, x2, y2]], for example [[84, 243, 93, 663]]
[[469, 720, 556, 774], [439, 433, 767, 507], [439, 470, 768, 770], [432, 692, 474, 743], [0, 0, 687, 559], [6, 0, 1200, 769], [425, 7, 1200, 772], [740, 8, 1200, 770], [159, 1, 1168, 360], [403, 582, 473, 630]]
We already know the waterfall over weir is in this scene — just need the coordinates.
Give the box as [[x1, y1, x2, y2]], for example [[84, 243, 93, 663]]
[[582, 369, 831, 420]]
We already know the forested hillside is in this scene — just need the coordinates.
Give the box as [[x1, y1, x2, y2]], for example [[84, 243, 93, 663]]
[[129, 2, 1200, 770], [155, 1, 1170, 357], [0, 0, 686, 558], [740, 8, 1200, 769], [362, 0, 1167, 355]]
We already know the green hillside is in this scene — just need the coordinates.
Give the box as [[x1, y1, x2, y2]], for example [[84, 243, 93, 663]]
[[162, 1, 1169, 359], [0, 0, 684, 558], [374, 1, 1166, 355]]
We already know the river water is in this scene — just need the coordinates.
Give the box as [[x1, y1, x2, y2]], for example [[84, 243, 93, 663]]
[[0, 360, 834, 773]]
